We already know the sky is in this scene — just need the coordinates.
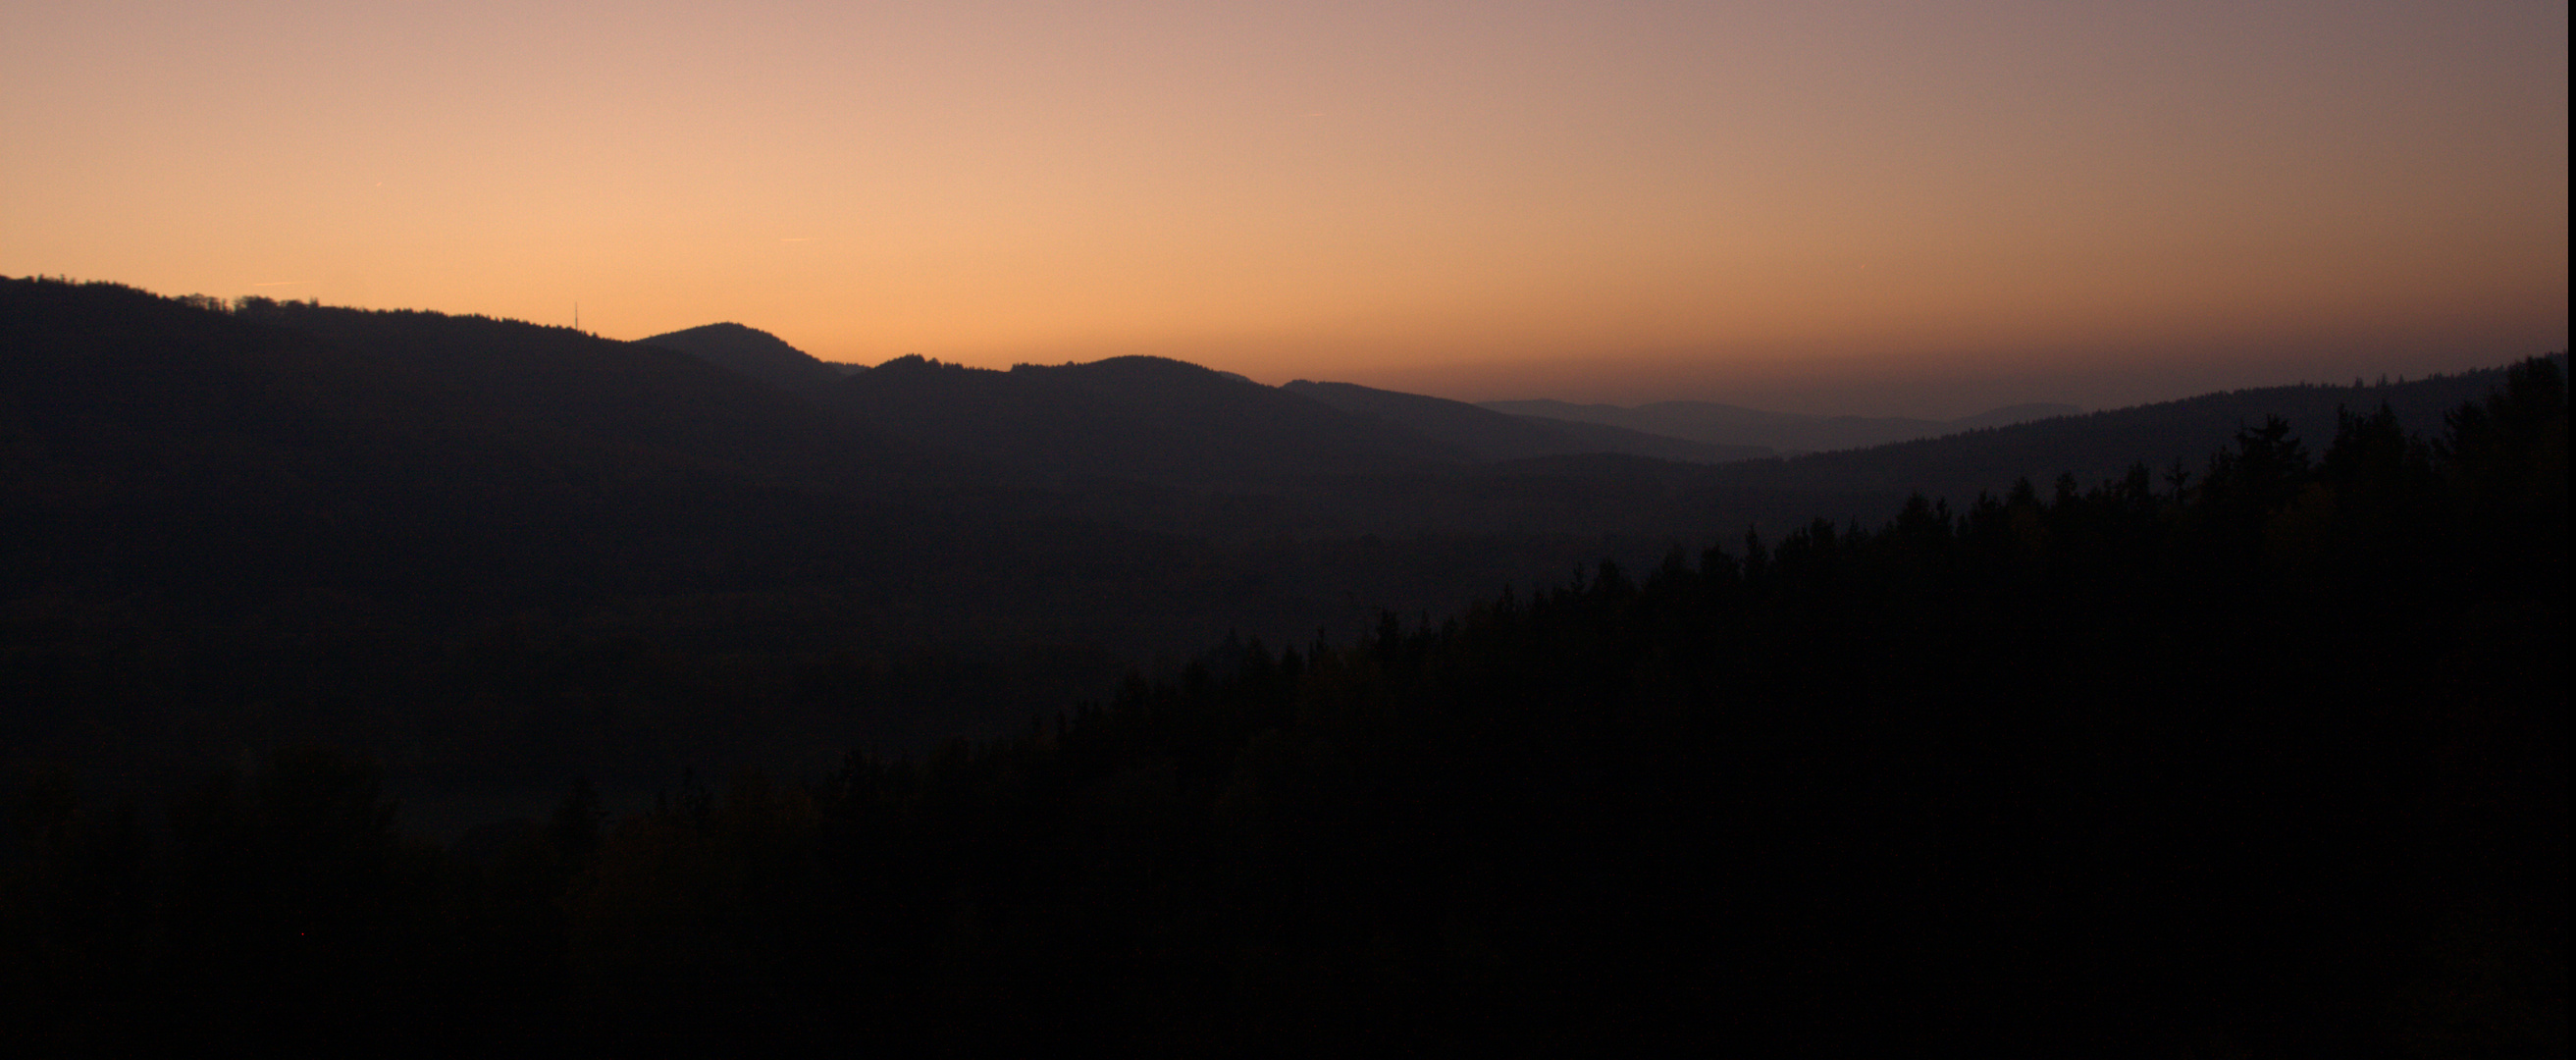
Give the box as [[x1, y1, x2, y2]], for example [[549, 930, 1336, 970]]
[[3, 1, 2564, 417]]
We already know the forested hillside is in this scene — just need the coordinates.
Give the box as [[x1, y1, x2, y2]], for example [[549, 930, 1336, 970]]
[[6, 346, 2560, 1053]]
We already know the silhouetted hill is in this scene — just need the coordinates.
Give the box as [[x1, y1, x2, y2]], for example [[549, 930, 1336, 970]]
[[0, 282, 1098, 629], [1284, 380, 1771, 463], [1486, 398, 2079, 453], [0, 283, 1245, 778], [4, 278, 1714, 638], [837, 354, 1463, 486], [1721, 367, 2561, 514], [0, 281, 1671, 789], [638, 321, 852, 399]]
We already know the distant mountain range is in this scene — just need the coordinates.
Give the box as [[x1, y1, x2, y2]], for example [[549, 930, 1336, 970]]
[[630, 319, 2058, 465], [614, 307, 2559, 555], [632, 325, 1779, 476], [633, 317, 2082, 461], [1481, 398, 2084, 454]]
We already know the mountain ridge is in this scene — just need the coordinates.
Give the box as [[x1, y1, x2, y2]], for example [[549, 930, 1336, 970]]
[[638, 316, 2082, 460], [1483, 397, 2083, 453], [837, 353, 1467, 486]]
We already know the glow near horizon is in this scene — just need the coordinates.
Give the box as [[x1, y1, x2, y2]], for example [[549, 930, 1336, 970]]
[[1, 1, 2563, 416]]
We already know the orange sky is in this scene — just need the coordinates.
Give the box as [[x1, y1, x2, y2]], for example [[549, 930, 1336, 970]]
[[4, 1, 2564, 416]]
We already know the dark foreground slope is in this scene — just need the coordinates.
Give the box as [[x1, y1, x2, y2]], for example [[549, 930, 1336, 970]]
[[5, 359, 2559, 1055]]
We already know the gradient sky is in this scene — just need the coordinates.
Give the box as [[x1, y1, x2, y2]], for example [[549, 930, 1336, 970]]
[[5, 1, 2564, 416]]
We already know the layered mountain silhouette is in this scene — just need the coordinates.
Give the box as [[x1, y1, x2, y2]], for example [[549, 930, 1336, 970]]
[[627, 322, 2038, 472], [15, 280, 2546, 589], [1484, 398, 2082, 453], [6, 275, 2560, 790]]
